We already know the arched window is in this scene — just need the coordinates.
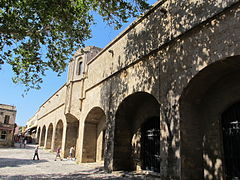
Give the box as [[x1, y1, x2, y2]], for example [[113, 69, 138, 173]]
[[76, 58, 83, 76]]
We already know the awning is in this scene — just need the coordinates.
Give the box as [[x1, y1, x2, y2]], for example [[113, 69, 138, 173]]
[[25, 126, 37, 134]]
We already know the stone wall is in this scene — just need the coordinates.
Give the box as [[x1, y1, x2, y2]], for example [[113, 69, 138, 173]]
[[33, 0, 240, 179], [0, 104, 16, 147]]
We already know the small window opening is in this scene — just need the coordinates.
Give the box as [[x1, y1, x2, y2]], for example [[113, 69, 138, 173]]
[[77, 61, 83, 76], [4, 115, 10, 124], [0, 131, 7, 140]]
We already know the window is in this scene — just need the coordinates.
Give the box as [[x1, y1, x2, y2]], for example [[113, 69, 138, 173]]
[[0, 131, 7, 140], [77, 61, 83, 76], [4, 115, 10, 124]]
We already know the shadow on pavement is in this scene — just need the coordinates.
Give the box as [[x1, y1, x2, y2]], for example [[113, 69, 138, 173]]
[[0, 167, 151, 179], [0, 158, 48, 168], [12, 143, 37, 149]]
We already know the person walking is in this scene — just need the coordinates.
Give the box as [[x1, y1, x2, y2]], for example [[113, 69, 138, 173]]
[[23, 138, 27, 148], [33, 146, 40, 160], [69, 146, 75, 160], [55, 146, 62, 161]]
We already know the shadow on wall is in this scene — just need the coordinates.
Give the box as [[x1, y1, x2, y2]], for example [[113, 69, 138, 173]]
[[40, 125, 46, 146], [64, 114, 79, 158], [46, 123, 53, 149], [180, 56, 240, 179], [82, 107, 106, 163], [37, 127, 41, 144], [99, 50, 161, 173], [113, 92, 160, 172], [54, 120, 64, 152], [99, 0, 240, 179], [124, 1, 240, 179]]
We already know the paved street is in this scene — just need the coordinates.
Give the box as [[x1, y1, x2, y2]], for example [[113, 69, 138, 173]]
[[0, 144, 152, 180]]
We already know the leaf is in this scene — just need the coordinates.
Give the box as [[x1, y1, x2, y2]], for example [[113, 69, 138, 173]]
[[0, 0, 150, 90]]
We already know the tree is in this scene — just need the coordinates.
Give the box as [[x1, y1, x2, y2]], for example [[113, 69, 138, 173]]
[[0, 0, 150, 90]]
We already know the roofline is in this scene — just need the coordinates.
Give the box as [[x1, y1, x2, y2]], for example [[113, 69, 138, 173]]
[[0, 104, 16, 108], [39, 83, 66, 108]]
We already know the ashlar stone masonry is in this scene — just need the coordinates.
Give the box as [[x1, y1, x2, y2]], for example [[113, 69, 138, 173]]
[[30, 1, 240, 179]]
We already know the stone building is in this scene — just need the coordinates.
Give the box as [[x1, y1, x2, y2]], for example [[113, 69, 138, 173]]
[[0, 104, 16, 147], [32, 0, 240, 179], [25, 114, 38, 143]]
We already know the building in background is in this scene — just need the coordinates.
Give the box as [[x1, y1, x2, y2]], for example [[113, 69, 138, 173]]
[[0, 104, 17, 147], [25, 114, 38, 143]]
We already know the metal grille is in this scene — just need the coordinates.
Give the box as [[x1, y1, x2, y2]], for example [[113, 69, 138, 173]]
[[141, 117, 160, 173], [222, 102, 240, 179]]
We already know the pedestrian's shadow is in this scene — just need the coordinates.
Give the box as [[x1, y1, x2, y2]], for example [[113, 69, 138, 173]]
[[0, 158, 48, 168]]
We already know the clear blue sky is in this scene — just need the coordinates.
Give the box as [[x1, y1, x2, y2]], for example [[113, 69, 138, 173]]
[[0, 0, 156, 126]]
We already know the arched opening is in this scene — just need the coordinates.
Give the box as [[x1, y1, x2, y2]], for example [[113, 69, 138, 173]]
[[82, 107, 106, 163], [64, 114, 79, 158], [46, 123, 53, 149], [40, 126, 46, 146], [37, 127, 41, 144], [113, 92, 160, 173], [180, 56, 240, 179], [221, 102, 240, 179], [141, 117, 160, 172], [54, 120, 63, 151]]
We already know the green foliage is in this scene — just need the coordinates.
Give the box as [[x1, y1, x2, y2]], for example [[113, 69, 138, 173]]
[[0, 0, 150, 90]]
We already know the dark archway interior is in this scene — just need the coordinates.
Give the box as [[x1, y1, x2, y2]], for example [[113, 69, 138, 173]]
[[54, 120, 63, 151], [46, 124, 53, 149], [64, 115, 79, 158], [40, 126, 46, 146], [222, 102, 240, 179], [82, 107, 106, 163], [141, 117, 160, 172], [37, 127, 41, 144], [113, 92, 160, 172], [180, 56, 240, 179]]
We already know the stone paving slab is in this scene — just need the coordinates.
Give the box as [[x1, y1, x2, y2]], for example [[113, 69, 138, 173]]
[[0, 144, 156, 180]]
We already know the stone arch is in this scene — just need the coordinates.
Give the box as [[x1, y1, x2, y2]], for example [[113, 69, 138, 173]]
[[40, 125, 46, 146], [82, 107, 106, 163], [113, 92, 160, 172], [54, 120, 64, 151], [64, 114, 79, 158], [46, 123, 53, 149], [179, 56, 240, 179], [37, 127, 41, 144]]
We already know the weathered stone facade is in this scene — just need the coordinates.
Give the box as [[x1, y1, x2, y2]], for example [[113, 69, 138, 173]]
[[25, 114, 38, 143], [0, 104, 16, 147], [32, 0, 240, 179]]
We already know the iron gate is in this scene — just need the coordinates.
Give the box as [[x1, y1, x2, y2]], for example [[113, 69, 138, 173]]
[[141, 117, 160, 173], [222, 102, 240, 179]]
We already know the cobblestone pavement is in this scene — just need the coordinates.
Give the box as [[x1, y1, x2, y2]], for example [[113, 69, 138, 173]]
[[0, 144, 155, 180]]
